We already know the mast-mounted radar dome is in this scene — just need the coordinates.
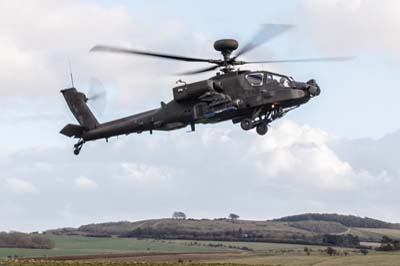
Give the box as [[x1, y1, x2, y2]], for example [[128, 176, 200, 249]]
[[213, 39, 239, 63], [213, 39, 239, 52]]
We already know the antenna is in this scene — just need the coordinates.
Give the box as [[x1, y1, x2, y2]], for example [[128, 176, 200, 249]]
[[68, 59, 75, 88]]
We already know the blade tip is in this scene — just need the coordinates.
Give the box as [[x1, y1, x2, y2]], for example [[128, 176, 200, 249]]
[[89, 45, 107, 53]]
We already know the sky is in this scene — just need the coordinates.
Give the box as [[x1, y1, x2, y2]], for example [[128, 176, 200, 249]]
[[1, 0, 400, 232]]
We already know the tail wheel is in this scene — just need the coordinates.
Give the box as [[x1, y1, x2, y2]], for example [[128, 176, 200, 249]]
[[256, 124, 268, 135], [74, 148, 80, 155], [240, 118, 253, 131], [73, 139, 85, 156]]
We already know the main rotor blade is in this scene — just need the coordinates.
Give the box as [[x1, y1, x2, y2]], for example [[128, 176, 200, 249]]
[[90, 45, 213, 63], [234, 24, 294, 59], [243, 56, 355, 64], [177, 65, 219, 75]]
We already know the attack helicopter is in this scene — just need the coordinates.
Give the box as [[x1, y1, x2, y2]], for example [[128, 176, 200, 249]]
[[60, 24, 352, 155]]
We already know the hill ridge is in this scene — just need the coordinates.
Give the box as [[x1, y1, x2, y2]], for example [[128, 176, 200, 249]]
[[272, 213, 400, 229]]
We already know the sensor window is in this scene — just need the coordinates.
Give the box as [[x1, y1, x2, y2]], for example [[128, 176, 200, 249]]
[[245, 73, 264, 86]]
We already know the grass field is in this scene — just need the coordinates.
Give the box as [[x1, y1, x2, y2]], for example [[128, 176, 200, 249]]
[[0, 235, 351, 258], [0, 235, 227, 258], [171, 239, 336, 252], [350, 227, 400, 241]]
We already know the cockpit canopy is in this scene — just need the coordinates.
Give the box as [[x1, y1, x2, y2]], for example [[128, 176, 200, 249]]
[[245, 71, 293, 88]]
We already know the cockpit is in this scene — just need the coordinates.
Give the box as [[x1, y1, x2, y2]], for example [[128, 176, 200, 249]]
[[245, 72, 293, 88]]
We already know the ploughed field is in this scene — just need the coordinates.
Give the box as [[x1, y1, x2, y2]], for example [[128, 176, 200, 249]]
[[3, 253, 400, 266]]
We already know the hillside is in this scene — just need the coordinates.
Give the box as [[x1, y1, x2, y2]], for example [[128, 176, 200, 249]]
[[46, 213, 400, 245], [48, 219, 321, 244]]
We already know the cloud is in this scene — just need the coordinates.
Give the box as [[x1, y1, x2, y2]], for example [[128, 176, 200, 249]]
[[121, 163, 170, 184], [200, 128, 232, 145], [5, 178, 37, 194], [295, 0, 400, 58], [251, 120, 333, 153], [0, 0, 212, 105], [252, 120, 390, 190], [74, 176, 98, 190]]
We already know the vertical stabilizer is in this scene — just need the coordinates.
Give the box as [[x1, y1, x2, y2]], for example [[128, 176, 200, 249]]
[[61, 88, 99, 129]]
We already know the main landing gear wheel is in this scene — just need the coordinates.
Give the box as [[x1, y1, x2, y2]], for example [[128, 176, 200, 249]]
[[240, 118, 253, 131], [256, 124, 268, 136]]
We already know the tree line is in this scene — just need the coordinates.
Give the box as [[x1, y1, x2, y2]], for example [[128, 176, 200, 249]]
[[376, 236, 400, 251], [274, 213, 399, 229], [0, 232, 54, 249], [118, 227, 360, 247]]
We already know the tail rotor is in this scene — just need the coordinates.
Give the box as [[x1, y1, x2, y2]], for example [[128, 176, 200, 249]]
[[86, 78, 107, 118]]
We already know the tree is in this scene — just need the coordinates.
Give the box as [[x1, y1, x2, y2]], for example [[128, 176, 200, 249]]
[[325, 247, 337, 256], [304, 247, 311, 256], [172, 211, 186, 220], [360, 249, 369, 255], [229, 213, 240, 220], [381, 236, 392, 244]]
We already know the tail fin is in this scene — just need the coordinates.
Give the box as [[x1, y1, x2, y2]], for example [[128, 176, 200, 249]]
[[61, 88, 100, 130]]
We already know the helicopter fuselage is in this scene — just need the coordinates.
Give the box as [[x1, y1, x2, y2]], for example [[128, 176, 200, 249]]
[[62, 70, 319, 145]]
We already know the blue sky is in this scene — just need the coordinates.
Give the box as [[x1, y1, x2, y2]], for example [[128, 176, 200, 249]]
[[1, 0, 400, 231]]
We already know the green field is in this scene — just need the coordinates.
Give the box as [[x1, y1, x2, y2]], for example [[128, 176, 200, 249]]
[[350, 227, 400, 241], [0, 235, 227, 258], [171, 239, 337, 252]]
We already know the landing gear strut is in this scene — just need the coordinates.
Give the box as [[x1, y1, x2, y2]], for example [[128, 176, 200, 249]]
[[73, 139, 85, 155], [240, 106, 286, 136]]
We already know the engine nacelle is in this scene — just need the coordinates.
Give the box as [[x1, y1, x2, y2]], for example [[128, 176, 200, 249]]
[[173, 80, 213, 102]]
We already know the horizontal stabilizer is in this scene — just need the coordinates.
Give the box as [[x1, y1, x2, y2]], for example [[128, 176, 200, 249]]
[[60, 124, 84, 138]]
